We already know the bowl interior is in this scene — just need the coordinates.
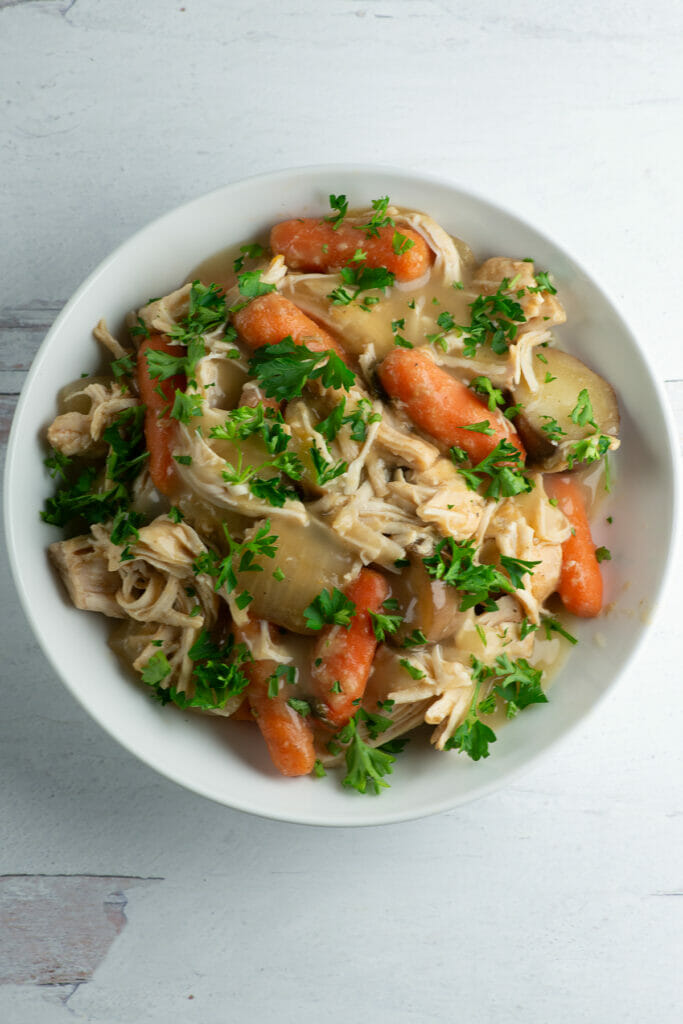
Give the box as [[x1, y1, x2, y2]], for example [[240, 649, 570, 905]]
[[4, 166, 678, 826]]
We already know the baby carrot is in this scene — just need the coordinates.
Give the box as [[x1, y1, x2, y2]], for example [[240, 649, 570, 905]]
[[235, 623, 316, 777], [270, 219, 432, 282], [136, 333, 184, 496], [545, 475, 603, 618], [233, 292, 348, 361], [378, 347, 525, 463], [310, 568, 390, 730]]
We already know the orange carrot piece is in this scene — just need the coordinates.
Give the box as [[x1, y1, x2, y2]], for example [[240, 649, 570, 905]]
[[310, 568, 390, 729], [233, 292, 348, 362], [235, 623, 316, 777], [270, 219, 432, 283], [137, 334, 184, 496], [545, 475, 603, 618], [378, 347, 526, 463]]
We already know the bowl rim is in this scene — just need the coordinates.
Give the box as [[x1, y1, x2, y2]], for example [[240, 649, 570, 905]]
[[4, 162, 681, 827]]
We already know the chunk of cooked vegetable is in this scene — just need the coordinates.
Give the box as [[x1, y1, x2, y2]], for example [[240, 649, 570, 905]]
[[309, 568, 390, 728], [545, 475, 603, 617], [233, 292, 348, 361], [379, 347, 525, 463], [512, 349, 619, 471], [390, 556, 464, 643], [137, 333, 185, 495], [233, 518, 360, 634], [236, 623, 316, 777], [270, 218, 432, 282]]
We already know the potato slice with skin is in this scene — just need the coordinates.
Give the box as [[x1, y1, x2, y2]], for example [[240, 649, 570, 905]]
[[512, 349, 619, 470], [390, 556, 465, 644], [233, 517, 361, 634]]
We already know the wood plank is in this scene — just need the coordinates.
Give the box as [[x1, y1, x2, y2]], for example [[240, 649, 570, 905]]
[[0, 875, 160, 986], [0, 302, 63, 393]]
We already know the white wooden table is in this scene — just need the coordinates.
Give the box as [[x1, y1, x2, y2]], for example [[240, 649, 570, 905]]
[[1, 2, 681, 1021]]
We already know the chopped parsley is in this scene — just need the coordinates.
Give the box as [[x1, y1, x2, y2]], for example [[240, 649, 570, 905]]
[[542, 616, 578, 645], [423, 537, 522, 612], [170, 389, 203, 424], [566, 434, 611, 469], [209, 403, 290, 456], [457, 439, 533, 499], [168, 281, 228, 345], [570, 389, 598, 430], [468, 376, 504, 412], [369, 602, 403, 642], [392, 230, 415, 255], [499, 554, 541, 590], [232, 243, 266, 273], [353, 196, 394, 239], [42, 406, 147, 529], [324, 194, 348, 229], [193, 520, 278, 609], [528, 270, 557, 294], [336, 711, 396, 795], [309, 448, 348, 486], [401, 629, 427, 649], [304, 587, 356, 630], [541, 416, 567, 442], [328, 261, 396, 311], [236, 270, 277, 300], [458, 281, 527, 358], [595, 546, 611, 563], [399, 658, 426, 680], [145, 337, 206, 385], [248, 337, 355, 401]]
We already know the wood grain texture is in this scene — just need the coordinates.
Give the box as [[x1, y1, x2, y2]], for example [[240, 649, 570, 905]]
[[1, 2, 682, 1022], [0, 875, 160, 986]]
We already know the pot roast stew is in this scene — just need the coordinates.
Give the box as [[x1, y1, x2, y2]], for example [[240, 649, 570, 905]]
[[43, 195, 619, 794]]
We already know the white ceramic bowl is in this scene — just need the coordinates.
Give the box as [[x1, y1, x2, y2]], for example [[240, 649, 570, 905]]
[[5, 166, 679, 826]]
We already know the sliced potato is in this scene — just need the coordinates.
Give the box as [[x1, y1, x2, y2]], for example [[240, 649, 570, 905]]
[[390, 556, 464, 644], [234, 517, 360, 634], [512, 349, 619, 470]]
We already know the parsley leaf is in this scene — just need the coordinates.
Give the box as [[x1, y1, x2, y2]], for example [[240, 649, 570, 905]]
[[309, 448, 348, 486], [232, 243, 265, 273], [457, 281, 527, 358], [595, 546, 611, 563], [492, 654, 547, 718], [457, 439, 533, 499], [469, 376, 504, 412], [444, 666, 497, 760], [304, 587, 356, 630], [528, 270, 557, 294], [423, 537, 518, 611], [336, 712, 396, 795], [325, 194, 348, 229], [170, 389, 203, 424], [328, 262, 396, 311], [566, 434, 611, 469], [541, 416, 567, 442], [369, 604, 403, 642], [145, 337, 205, 384], [499, 554, 541, 590], [392, 230, 415, 255], [570, 389, 598, 430], [168, 281, 228, 345], [236, 270, 277, 300], [543, 616, 578, 645], [401, 629, 427, 648], [353, 196, 394, 239], [248, 337, 355, 401], [399, 658, 426, 680]]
